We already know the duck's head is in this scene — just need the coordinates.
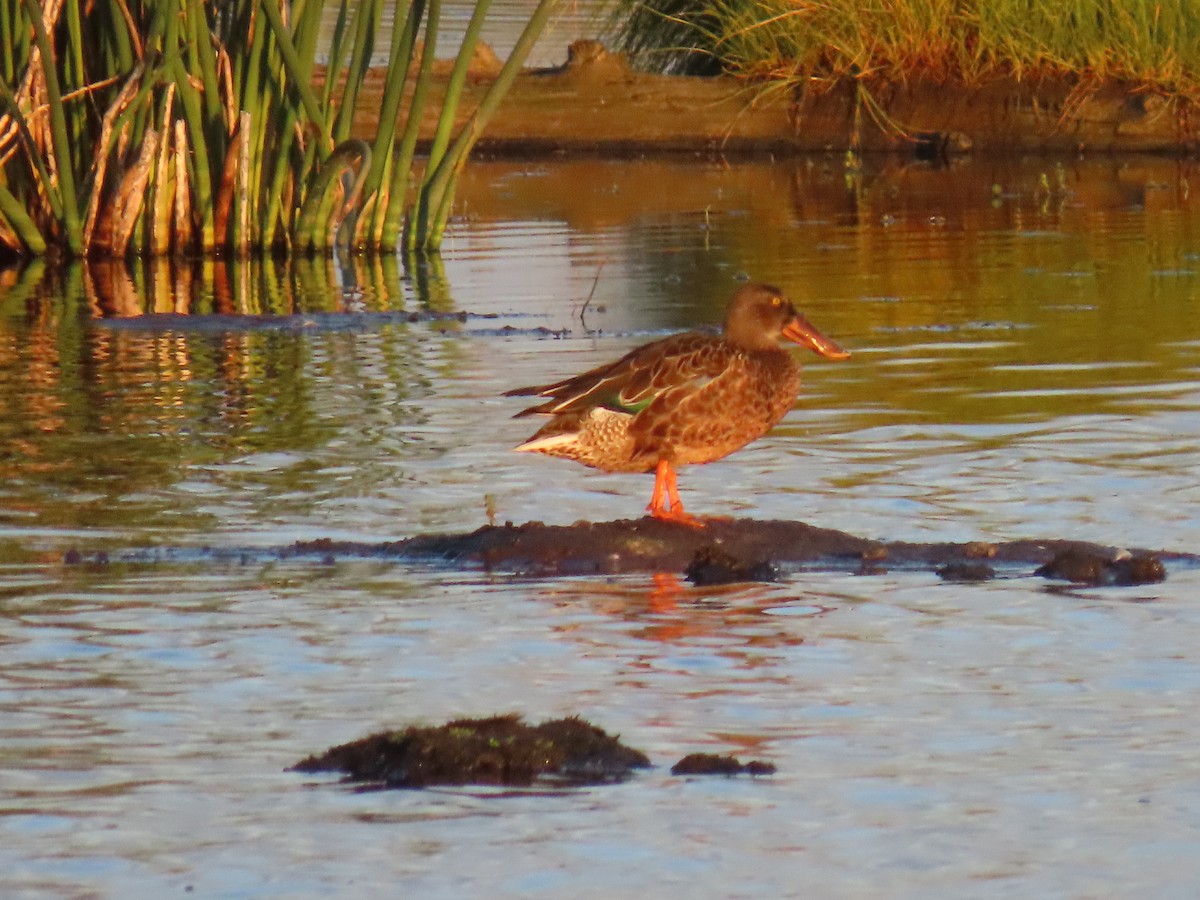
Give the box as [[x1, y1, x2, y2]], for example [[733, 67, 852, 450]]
[[723, 283, 850, 359]]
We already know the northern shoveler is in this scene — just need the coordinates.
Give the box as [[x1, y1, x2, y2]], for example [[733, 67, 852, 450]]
[[505, 283, 850, 525]]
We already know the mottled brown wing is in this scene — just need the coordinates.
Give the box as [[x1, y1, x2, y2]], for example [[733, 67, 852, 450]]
[[505, 331, 732, 418], [625, 360, 756, 460]]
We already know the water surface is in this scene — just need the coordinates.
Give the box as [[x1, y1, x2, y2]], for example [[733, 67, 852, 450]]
[[3, 155, 1200, 897], [319, 0, 603, 68]]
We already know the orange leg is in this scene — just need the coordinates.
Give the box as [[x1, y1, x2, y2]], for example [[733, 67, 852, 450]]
[[664, 463, 684, 513], [647, 459, 703, 527], [647, 459, 670, 517]]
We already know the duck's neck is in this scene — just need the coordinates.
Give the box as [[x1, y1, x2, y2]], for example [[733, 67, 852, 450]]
[[724, 329, 783, 353]]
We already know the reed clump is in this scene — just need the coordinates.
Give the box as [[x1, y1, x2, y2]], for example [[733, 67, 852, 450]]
[[608, 0, 1200, 94], [0, 0, 557, 259]]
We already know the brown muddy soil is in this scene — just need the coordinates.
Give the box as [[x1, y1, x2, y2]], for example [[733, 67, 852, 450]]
[[349, 41, 1200, 156], [283, 516, 1183, 585]]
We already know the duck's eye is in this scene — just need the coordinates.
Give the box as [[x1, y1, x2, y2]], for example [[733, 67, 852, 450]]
[[770, 296, 782, 307]]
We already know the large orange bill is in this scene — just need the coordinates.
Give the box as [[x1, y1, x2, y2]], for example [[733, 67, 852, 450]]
[[782, 314, 850, 359]]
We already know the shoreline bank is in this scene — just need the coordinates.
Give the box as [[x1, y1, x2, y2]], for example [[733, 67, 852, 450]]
[[349, 41, 1198, 157]]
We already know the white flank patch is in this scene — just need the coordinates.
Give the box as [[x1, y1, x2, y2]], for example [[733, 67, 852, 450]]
[[514, 433, 577, 453]]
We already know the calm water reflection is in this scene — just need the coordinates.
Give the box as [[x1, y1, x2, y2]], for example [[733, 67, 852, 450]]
[[3, 155, 1200, 896]]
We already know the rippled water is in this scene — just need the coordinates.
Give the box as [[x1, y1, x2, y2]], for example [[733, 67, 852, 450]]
[[319, 0, 602, 68], [3, 155, 1200, 897]]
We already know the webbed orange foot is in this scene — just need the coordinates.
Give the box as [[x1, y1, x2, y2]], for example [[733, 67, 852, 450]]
[[648, 505, 706, 529], [646, 459, 705, 527]]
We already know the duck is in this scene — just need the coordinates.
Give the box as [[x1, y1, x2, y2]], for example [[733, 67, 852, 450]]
[[505, 283, 849, 525]]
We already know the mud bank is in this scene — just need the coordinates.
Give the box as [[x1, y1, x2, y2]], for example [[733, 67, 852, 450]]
[[349, 42, 1200, 156], [281, 517, 1183, 583]]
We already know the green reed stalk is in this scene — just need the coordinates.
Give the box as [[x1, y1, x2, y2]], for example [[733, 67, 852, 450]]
[[186, 0, 224, 157], [148, 1, 216, 250], [0, 79, 64, 223], [170, 50, 215, 248], [383, 0, 440, 249], [330, 0, 380, 144], [322, 0, 354, 113], [259, 0, 353, 249], [21, 0, 83, 255], [418, 0, 560, 251], [233, 0, 271, 248], [359, 0, 426, 244], [285, 0, 331, 246], [0, 1, 22, 85], [410, 0, 492, 248], [258, 0, 332, 153], [61, 0, 86, 148], [0, 180, 45, 254], [1, 0, 559, 260], [105, 0, 135, 74]]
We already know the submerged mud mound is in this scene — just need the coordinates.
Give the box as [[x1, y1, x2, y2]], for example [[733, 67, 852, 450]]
[[283, 516, 1179, 584], [1034, 548, 1167, 587], [292, 714, 777, 789], [290, 714, 650, 788], [671, 754, 777, 777]]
